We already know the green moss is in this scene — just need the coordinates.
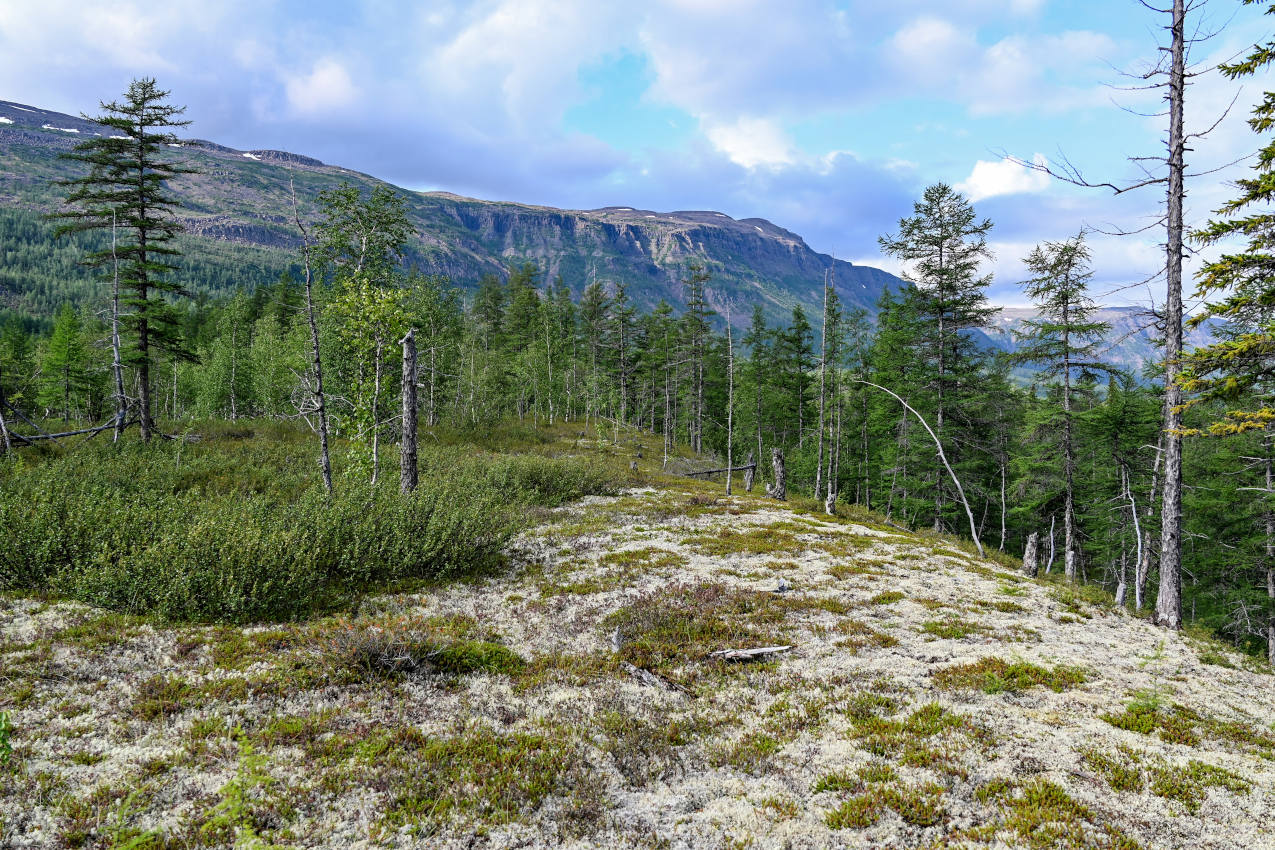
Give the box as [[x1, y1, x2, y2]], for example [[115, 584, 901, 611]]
[[869, 591, 904, 605], [680, 527, 806, 558], [714, 731, 782, 773], [1148, 759, 1250, 814], [920, 618, 989, 640], [130, 675, 193, 721], [880, 782, 946, 826], [1101, 702, 1200, 747], [51, 613, 146, 649], [835, 619, 898, 652], [823, 781, 944, 829], [932, 657, 1087, 694], [602, 582, 791, 678], [314, 725, 592, 831], [825, 794, 880, 829], [845, 702, 989, 778], [67, 752, 106, 766], [1079, 747, 1144, 793]]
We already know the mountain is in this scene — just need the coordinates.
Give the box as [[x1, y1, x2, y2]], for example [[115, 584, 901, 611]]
[[980, 306, 1220, 375], [0, 100, 1210, 374], [0, 99, 899, 329]]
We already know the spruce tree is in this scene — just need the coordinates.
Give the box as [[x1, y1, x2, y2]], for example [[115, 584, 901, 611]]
[[51, 78, 194, 441]]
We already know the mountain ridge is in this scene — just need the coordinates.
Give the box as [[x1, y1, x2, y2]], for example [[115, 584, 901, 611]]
[[0, 98, 1207, 371], [0, 98, 895, 328]]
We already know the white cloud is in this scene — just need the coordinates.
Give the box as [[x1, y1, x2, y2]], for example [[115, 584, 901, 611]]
[[284, 58, 357, 117], [705, 116, 795, 168], [957, 154, 1051, 202]]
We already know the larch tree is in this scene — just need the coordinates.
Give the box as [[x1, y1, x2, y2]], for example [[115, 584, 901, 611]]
[[1013, 233, 1111, 583], [51, 77, 195, 441], [39, 303, 94, 421], [682, 263, 714, 453], [879, 183, 995, 530]]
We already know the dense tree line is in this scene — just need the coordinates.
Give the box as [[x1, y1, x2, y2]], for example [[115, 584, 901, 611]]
[[3, 177, 1273, 661]]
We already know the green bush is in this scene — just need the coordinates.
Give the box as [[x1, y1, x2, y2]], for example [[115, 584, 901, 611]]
[[0, 425, 617, 622]]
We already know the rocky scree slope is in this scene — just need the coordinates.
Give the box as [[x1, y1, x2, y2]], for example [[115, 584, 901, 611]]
[[1, 437, 1273, 849]]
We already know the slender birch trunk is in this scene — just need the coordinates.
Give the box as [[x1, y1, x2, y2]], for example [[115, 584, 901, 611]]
[[290, 174, 333, 495], [371, 337, 384, 487], [110, 209, 126, 442]]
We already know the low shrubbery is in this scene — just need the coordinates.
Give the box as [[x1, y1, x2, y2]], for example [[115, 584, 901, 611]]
[[0, 422, 618, 622]]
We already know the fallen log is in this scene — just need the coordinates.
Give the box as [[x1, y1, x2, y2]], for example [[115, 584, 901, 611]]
[[9, 421, 121, 442], [685, 463, 757, 477], [708, 645, 793, 662], [621, 662, 689, 693]]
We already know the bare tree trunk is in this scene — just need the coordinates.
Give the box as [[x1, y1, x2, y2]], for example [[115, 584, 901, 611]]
[[743, 451, 756, 492], [815, 270, 828, 500], [1064, 342, 1077, 582], [1138, 434, 1164, 611], [109, 209, 127, 442], [826, 381, 842, 515], [290, 173, 333, 495], [229, 320, 238, 422], [851, 379, 985, 557], [726, 311, 734, 496], [371, 338, 383, 487], [400, 328, 418, 494], [766, 448, 787, 500], [1022, 532, 1039, 578], [1265, 439, 1274, 666], [1154, 0, 1186, 630], [999, 456, 1008, 552], [1124, 464, 1143, 610], [1047, 514, 1056, 574], [0, 389, 10, 454]]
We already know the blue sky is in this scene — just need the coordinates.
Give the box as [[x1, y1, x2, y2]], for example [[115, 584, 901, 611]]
[[1, 0, 1272, 305]]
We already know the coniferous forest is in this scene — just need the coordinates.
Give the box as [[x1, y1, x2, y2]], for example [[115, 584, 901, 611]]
[[6, 4, 1275, 848]]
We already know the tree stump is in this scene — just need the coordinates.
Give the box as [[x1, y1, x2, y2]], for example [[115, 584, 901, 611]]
[[743, 451, 756, 492], [1022, 531, 1039, 578]]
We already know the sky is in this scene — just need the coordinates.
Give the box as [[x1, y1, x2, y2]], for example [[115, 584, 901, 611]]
[[1, 0, 1273, 306]]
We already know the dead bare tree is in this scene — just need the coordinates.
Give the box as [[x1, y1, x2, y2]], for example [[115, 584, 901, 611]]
[[400, 328, 418, 494], [851, 379, 985, 558], [289, 172, 334, 495], [1002, 0, 1232, 627], [766, 448, 787, 500], [726, 307, 735, 496]]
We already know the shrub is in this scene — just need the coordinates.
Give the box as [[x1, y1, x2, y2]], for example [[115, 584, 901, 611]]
[[0, 425, 617, 622]]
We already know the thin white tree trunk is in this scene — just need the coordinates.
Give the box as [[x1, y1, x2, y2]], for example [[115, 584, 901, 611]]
[[852, 379, 984, 557], [1154, 0, 1186, 630], [290, 174, 333, 495], [726, 310, 734, 496], [400, 328, 418, 494]]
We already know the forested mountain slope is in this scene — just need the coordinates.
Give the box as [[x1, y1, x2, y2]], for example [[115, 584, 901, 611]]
[[2, 429, 1272, 848], [0, 99, 898, 329]]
